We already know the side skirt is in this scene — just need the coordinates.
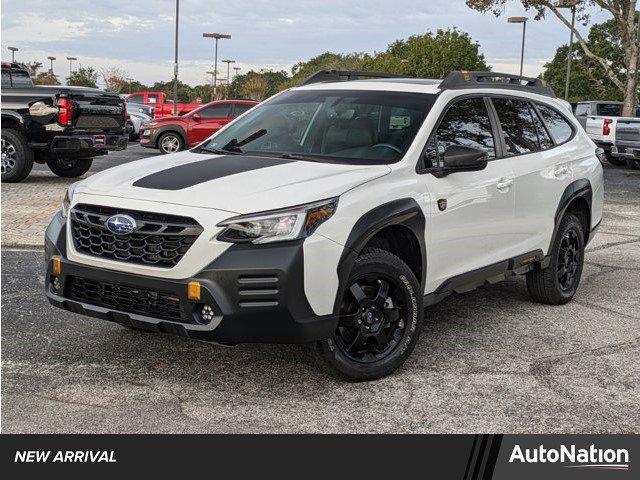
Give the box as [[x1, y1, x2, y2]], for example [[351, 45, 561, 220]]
[[424, 250, 547, 307]]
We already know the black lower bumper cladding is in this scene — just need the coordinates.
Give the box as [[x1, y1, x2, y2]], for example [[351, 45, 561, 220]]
[[45, 211, 339, 344]]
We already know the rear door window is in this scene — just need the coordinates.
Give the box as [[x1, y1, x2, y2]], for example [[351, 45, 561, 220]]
[[491, 98, 540, 155], [529, 105, 554, 149], [199, 104, 231, 119], [536, 104, 574, 145], [147, 94, 159, 105]]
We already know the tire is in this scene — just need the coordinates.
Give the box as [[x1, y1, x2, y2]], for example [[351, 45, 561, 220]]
[[157, 132, 184, 154], [526, 213, 585, 305], [46, 157, 93, 178], [605, 151, 626, 166], [1, 128, 34, 183], [312, 248, 423, 381], [626, 158, 640, 170]]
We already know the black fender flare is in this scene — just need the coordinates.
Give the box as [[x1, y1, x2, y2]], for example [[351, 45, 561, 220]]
[[550, 178, 592, 251], [333, 198, 426, 313], [153, 125, 187, 147], [1, 110, 26, 131]]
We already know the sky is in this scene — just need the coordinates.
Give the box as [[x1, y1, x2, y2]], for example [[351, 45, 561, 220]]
[[0, 0, 610, 88]]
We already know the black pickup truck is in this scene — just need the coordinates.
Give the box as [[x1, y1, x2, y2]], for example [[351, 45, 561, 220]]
[[1, 62, 128, 182]]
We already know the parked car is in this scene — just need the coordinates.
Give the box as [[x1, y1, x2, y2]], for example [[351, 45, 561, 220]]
[[574, 100, 640, 166], [45, 70, 603, 380], [611, 117, 640, 169], [139, 99, 257, 153], [125, 100, 154, 118], [125, 91, 200, 118], [125, 105, 152, 141], [1, 62, 128, 182]]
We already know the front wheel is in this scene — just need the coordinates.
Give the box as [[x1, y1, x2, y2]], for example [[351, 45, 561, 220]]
[[526, 213, 585, 305], [47, 157, 93, 178], [157, 132, 184, 154], [312, 248, 423, 381], [626, 158, 640, 170]]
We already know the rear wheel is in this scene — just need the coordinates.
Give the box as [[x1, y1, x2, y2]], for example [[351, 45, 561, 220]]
[[1, 128, 33, 183], [157, 132, 184, 154], [526, 213, 585, 305], [312, 248, 422, 381], [47, 157, 93, 178]]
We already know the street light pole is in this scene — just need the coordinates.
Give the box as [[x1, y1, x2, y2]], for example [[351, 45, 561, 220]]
[[47, 56, 56, 74], [508, 17, 528, 77], [7, 46, 18, 62], [66, 56, 77, 78], [173, 0, 180, 116], [206, 70, 216, 99], [564, 6, 576, 100], [233, 66, 241, 80], [203, 33, 231, 101], [222, 59, 235, 94]]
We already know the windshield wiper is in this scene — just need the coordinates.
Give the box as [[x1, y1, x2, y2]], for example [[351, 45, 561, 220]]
[[200, 146, 243, 155], [222, 128, 268, 152]]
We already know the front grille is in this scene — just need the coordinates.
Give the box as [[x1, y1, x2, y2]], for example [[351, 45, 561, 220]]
[[71, 204, 203, 268], [67, 276, 183, 322]]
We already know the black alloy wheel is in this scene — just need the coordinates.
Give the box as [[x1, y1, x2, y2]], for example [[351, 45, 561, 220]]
[[334, 275, 406, 363], [557, 228, 581, 293]]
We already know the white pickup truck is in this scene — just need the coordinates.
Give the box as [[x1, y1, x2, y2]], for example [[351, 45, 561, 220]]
[[575, 101, 640, 168]]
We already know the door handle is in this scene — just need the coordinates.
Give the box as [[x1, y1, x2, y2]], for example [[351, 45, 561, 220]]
[[554, 166, 569, 177], [496, 178, 513, 192]]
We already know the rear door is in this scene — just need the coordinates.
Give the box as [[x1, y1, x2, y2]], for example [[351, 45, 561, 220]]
[[422, 96, 517, 292], [493, 97, 576, 256], [188, 103, 233, 144]]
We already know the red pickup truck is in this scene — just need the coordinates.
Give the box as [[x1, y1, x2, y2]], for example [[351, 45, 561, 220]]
[[124, 91, 200, 118]]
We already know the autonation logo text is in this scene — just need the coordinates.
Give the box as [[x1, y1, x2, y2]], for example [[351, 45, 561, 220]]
[[509, 444, 630, 471]]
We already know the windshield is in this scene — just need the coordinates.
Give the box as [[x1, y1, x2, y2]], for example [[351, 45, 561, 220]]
[[200, 89, 437, 164]]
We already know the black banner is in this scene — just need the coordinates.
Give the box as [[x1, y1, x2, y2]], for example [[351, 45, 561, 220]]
[[0, 434, 637, 478]]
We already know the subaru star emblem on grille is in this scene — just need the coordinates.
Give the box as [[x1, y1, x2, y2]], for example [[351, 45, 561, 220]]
[[105, 214, 137, 234]]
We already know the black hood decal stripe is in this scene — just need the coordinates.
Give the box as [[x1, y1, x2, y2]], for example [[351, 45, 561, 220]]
[[133, 155, 295, 190]]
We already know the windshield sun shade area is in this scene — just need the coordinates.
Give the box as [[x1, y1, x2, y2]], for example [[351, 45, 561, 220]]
[[201, 89, 437, 165]]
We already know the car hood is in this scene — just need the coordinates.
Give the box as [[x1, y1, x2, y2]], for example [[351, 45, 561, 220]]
[[75, 151, 391, 214]]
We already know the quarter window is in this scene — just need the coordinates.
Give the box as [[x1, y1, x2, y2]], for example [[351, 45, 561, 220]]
[[492, 98, 540, 155], [537, 104, 573, 145], [426, 97, 496, 167]]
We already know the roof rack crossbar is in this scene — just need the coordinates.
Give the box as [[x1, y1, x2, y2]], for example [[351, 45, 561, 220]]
[[298, 70, 404, 86], [439, 71, 555, 97]]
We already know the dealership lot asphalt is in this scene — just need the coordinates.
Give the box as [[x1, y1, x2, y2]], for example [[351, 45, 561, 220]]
[[1, 149, 639, 433]]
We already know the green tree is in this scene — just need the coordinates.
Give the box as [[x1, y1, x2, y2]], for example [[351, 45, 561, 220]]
[[466, 0, 639, 115], [279, 52, 366, 89], [67, 66, 98, 88], [228, 70, 289, 99], [542, 18, 629, 101], [34, 71, 60, 85], [362, 29, 490, 78]]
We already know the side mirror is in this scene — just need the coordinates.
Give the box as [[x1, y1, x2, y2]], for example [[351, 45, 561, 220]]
[[192, 113, 201, 121], [440, 145, 487, 174]]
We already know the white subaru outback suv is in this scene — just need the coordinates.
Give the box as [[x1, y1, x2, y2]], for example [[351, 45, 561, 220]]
[[45, 70, 604, 380]]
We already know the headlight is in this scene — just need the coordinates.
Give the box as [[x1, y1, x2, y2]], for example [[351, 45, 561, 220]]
[[142, 121, 158, 128], [61, 182, 79, 218], [217, 198, 338, 244]]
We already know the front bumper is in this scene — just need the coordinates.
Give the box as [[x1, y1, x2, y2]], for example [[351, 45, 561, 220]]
[[50, 133, 128, 154], [139, 128, 159, 148], [44, 211, 339, 344]]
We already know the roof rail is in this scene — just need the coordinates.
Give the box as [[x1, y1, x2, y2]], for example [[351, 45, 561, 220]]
[[298, 70, 404, 86], [439, 71, 555, 97]]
